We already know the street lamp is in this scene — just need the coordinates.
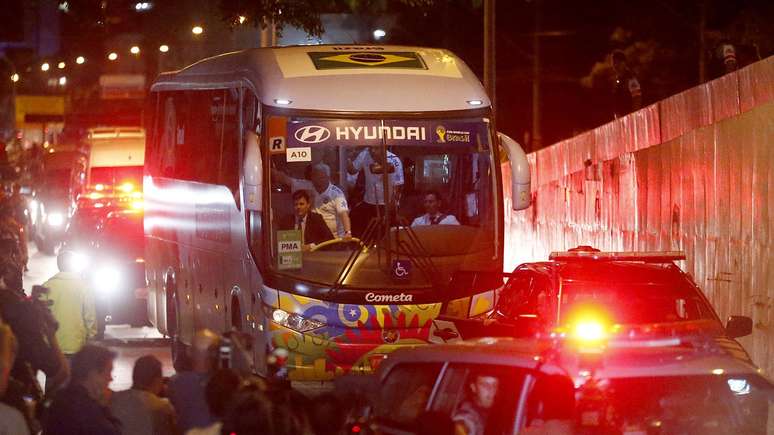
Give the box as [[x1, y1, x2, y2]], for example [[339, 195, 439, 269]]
[[192, 25, 204, 35], [238, 15, 247, 24], [130, 46, 140, 55], [159, 44, 169, 53], [58, 61, 66, 69], [11, 73, 19, 83], [108, 52, 118, 61], [59, 76, 67, 86], [76, 56, 86, 64], [41, 62, 50, 71]]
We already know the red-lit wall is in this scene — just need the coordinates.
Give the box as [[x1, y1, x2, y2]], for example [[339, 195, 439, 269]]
[[503, 55, 774, 373]]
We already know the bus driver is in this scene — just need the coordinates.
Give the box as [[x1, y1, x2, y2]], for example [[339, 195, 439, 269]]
[[411, 191, 460, 227], [272, 163, 353, 239]]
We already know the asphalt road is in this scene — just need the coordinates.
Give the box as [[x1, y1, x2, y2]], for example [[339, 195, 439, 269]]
[[23, 242, 174, 391]]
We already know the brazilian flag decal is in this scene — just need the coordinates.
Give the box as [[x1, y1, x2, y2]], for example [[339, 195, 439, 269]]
[[308, 51, 427, 70]]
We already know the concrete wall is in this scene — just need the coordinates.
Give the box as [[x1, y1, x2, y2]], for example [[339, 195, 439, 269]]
[[502, 55, 774, 373]]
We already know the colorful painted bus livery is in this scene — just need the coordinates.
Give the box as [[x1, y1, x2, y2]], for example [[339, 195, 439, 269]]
[[144, 45, 531, 382]]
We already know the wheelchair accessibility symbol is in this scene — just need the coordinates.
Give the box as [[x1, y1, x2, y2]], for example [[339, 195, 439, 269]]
[[392, 259, 412, 280]]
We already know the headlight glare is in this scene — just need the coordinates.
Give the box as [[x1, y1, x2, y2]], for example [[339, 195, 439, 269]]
[[47, 212, 64, 226], [93, 264, 122, 293]]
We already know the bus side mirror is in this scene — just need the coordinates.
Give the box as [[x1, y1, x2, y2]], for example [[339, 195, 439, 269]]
[[243, 131, 262, 211], [497, 132, 531, 211]]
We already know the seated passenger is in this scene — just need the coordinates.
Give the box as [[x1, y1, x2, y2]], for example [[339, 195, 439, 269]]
[[281, 190, 334, 251], [411, 191, 460, 227], [452, 374, 499, 435], [272, 162, 352, 238]]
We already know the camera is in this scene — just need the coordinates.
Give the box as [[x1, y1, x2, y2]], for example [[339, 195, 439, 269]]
[[218, 337, 232, 369]]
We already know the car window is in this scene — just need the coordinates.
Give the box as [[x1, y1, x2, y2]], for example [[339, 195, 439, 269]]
[[375, 363, 442, 427], [521, 374, 575, 434], [431, 364, 525, 435], [499, 271, 533, 318]]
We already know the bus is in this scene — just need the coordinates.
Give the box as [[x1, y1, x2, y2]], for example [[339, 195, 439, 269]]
[[144, 45, 531, 381]]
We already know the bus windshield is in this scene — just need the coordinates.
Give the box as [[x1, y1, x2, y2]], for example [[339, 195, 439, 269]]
[[267, 116, 498, 291]]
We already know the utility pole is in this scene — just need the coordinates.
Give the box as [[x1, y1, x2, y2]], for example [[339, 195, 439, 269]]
[[484, 0, 496, 112], [698, 0, 707, 83], [531, 0, 542, 150]]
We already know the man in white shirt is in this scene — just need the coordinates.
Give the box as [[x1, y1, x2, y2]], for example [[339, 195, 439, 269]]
[[411, 191, 460, 227], [272, 163, 352, 238], [347, 146, 404, 235]]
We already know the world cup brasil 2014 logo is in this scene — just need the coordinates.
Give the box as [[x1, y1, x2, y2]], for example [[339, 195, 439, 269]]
[[435, 125, 447, 143]]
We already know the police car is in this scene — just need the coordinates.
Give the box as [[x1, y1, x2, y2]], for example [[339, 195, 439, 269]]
[[446, 247, 753, 360], [364, 328, 774, 435]]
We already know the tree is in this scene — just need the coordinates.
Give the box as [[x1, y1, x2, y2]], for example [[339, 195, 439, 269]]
[[218, 0, 435, 37]]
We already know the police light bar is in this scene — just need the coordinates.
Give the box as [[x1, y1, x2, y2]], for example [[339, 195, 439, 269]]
[[549, 250, 686, 263]]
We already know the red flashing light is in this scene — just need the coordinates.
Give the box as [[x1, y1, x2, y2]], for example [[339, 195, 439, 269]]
[[351, 425, 362, 433]]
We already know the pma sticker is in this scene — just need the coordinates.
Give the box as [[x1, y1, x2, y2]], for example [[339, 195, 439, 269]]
[[308, 52, 427, 70]]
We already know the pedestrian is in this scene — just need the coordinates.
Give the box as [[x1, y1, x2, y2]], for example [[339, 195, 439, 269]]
[[219, 390, 274, 435], [266, 388, 313, 435], [40, 250, 97, 386], [610, 50, 642, 119], [185, 368, 242, 435], [167, 329, 220, 433], [6, 184, 28, 270], [43, 344, 121, 435], [308, 392, 347, 435], [110, 355, 177, 435], [715, 40, 738, 75], [0, 323, 30, 435], [0, 263, 68, 404]]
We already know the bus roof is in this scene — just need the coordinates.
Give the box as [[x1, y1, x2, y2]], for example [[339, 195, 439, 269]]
[[151, 45, 491, 113]]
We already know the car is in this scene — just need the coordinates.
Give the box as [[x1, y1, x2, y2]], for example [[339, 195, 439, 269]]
[[443, 247, 754, 360], [65, 208, 146, 336], [360, 330, 774, 435]]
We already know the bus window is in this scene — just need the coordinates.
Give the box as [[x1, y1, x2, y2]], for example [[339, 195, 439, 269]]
[[219, 88, 240, 197]]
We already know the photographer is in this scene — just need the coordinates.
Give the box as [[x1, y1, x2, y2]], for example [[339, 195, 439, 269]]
[[0, 261, 69, 414]]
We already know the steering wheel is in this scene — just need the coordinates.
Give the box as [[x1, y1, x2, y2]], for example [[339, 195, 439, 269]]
[[310, 237, 363, 252]]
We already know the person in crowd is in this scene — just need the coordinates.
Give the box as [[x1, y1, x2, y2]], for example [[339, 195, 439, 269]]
[[452, 373, 500, 435], [611, 50, 642, 119], [0, 323, 30, 435], [411, 191, 460, 227], [308, 392, 347, 435], [40, 251, 97, 372], [185, 368, 242, 435], [219, 389, 274, 435], [6, 184, 28, 271], [282, 190, 334, 251], [273, 162, 352, 238], [168, 329, 220, 433], [347, 146, 404, 236], [0, 263, 68, 404], [715, 40, 738, 74], [265, 388, 313, 435], [110, 355, 176, 435], [44, 344, 121, 435], [0, 205, 25, 273]]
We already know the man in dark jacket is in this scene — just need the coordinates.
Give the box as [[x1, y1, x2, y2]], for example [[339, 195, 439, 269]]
[[44, 345, 120, 435], [282, 189, 334, 251]]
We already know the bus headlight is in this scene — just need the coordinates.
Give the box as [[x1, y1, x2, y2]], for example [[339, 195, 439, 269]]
[[271, 308, 325, 332], [47, 212, 65, 226], [93, 264, 122, 293]]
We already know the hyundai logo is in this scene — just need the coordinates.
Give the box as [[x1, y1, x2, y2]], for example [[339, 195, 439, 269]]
[[294, 125, 331, 144]]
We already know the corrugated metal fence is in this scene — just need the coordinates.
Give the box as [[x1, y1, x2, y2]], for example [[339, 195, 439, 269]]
[[502, 56, 774, 373]]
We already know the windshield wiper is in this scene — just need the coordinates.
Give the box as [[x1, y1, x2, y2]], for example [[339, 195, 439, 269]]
[[330, 216, 384, 294]]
